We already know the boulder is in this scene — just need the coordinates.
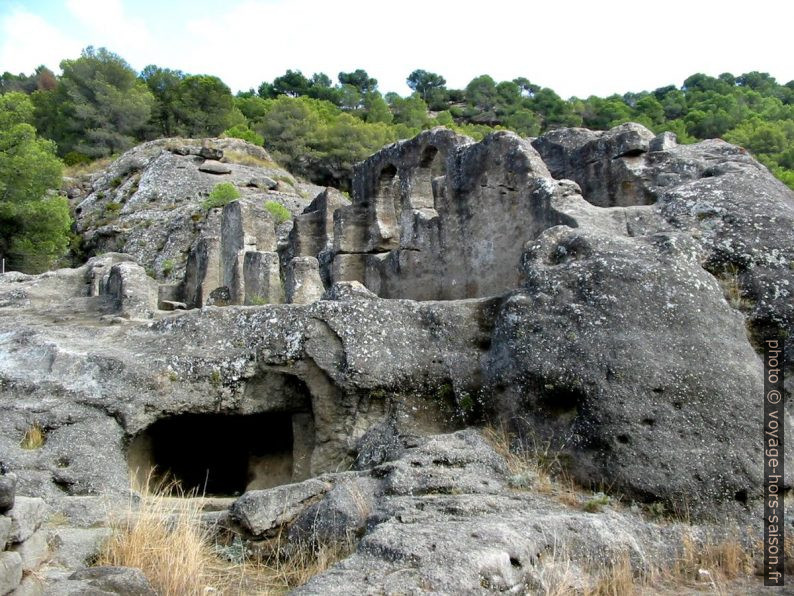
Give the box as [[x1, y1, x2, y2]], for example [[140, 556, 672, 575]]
[[10, 528, 49, 571], [6, 498, 49, 544], [0, 552, 22, 596], [198, 160, 231, 174], [288, 476, 376, 546], [48, 527, 112, 569], [229, 478, 331, 538], [247, 176, 277, 190], [0, 473, 16, 513], [324, 281, 377, 302], [68, 566, 156, 596], [103, 262, 158, 318], [198, 146, 223, 161], [0, 517, 11, 551]]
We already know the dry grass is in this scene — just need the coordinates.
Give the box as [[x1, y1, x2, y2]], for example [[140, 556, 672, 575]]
[[666, 532, 753, 585], [245, 530, 356, 593], [221, 150, 280, 170], [717, 265, 753, 310], [483, 423, 566, 493], [537, 535, 758, 596], [586, 553, 636, 596], [98, 471, 355, 595], [97, 475, 225, 595], [64, 156, 116, 178], [20, 422, 45, 449]]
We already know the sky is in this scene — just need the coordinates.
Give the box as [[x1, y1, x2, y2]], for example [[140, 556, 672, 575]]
[[1, 0, 792, 99]]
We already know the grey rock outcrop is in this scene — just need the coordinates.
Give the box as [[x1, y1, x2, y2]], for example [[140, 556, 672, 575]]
[[532, 122, 794, 393], [0, 475, 15, 514], [0, 551, 22, 596], [229, 478, 332, 538], [73, 137, 318, 285], [2, 124, 794, 593], [67, 566, 156, 596]]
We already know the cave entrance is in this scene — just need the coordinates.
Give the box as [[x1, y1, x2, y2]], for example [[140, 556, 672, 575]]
[[128, 411, 313, 497]]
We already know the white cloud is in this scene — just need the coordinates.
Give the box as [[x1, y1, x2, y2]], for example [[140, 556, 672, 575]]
[[1, 0, 792, 97], [0, 10, 81, 73], [176, 0, 794, 97], [65, 0, 157, 67]]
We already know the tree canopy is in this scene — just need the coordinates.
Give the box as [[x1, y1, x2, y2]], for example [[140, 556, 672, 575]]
[[3, 48, 793, 199], [0, 92, 70, 273]]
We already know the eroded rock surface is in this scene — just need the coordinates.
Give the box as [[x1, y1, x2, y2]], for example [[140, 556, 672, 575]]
[[2, 124, 793, 593]]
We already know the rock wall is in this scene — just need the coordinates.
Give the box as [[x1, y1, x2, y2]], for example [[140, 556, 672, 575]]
[[292, 128, 576, 300], [1, 123, 793, 525]]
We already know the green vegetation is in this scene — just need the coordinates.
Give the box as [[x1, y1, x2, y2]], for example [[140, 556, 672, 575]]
[[202, 182, 240, 210], [161, 259, 174, 276], [0, 92, 70, 273], [583, 492, 611, 513], [2, 47, 793, 273], [263, 200, 291, 224]]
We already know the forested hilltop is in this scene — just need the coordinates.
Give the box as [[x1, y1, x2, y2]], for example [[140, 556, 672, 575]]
[[1, 46, 793, 272]]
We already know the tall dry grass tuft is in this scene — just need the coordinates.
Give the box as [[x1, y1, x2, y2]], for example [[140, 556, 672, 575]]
[[20, 422, 45, 449], [97, 473, 225, 595], [98, 471, 357, 595], [252, 529, 357, 591], [483, 422, 568, 494]]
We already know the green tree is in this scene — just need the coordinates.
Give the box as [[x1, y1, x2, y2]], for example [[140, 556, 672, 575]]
[[56, 47, 154, 157], [363, 92, 393, 124], [172, 75, 240, 137], [272, 69, 310, 97], [0, 93, 70, 272], [338, 69, 378, 95], [390, 93, 430, 129], [406, 70, 447, 102], [465, 75, 498, 112], [140, 65, 185, 137]]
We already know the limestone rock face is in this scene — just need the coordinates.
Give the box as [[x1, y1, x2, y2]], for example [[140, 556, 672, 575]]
[[304, 127, 575, 300], [222, 430, 687, 594], [0, 474, 15, 514], [0, 552, 22, 596], [72, 137, 318, 285], [533, 122, 794, 392], [1, 124, 793, 549]]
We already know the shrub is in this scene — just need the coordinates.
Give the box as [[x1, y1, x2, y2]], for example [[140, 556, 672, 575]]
[[583, 492, 610, 513], [222, 124, 264, 146], [264, 200, 291, 224], [162, 259, 174, 276], [202, 182, 240, 210]]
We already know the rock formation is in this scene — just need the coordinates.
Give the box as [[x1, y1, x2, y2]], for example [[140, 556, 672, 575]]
[[1, 123, 793, 593]]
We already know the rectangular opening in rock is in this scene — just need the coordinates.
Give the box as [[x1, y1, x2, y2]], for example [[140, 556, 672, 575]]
[[127, 412, 304, 496]]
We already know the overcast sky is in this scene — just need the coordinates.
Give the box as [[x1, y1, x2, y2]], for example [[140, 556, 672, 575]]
[[1, 0, 792, 99]]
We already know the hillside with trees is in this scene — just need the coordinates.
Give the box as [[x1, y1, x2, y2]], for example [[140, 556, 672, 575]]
[[1, 46, 793, 272]]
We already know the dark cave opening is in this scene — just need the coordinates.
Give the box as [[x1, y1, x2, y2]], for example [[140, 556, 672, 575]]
[[128, 412, 301, 497]]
